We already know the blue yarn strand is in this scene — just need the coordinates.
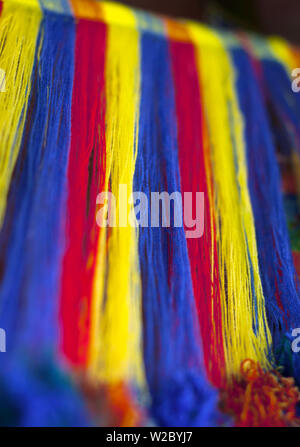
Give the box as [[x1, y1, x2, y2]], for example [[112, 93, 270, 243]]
[[134, 31, 220, 427], [0, 11, 91, 426]]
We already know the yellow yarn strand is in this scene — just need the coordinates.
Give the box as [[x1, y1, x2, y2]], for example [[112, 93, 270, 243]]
[[0, 0, 41, 227], [268, 36, 295, 70], [187, 23, 272, 379], [89, 3, 145, 388]]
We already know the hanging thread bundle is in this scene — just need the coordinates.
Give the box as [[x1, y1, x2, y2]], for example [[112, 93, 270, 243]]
[[1, 0, 300, 427]]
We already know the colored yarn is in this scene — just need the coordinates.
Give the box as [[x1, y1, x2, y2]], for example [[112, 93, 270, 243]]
[[188, 23, 272, 379], [221, 359, 300, 427], [0, 6, 75, 352], [229, 46, 300, 351], [0, 354, 91, 427], [167, 21, 225, 388], [90, 2, 145, 389], [0, 0, 300, 428], [262, 49, 300, 154], [60, 14, 107, 367], [81, 380, 145, 427], [134, 27, 220, 426], [0, 0, 41, 226]]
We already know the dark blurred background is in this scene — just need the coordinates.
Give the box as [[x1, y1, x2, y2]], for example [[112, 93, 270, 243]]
[[115, 0, 300, 44]]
